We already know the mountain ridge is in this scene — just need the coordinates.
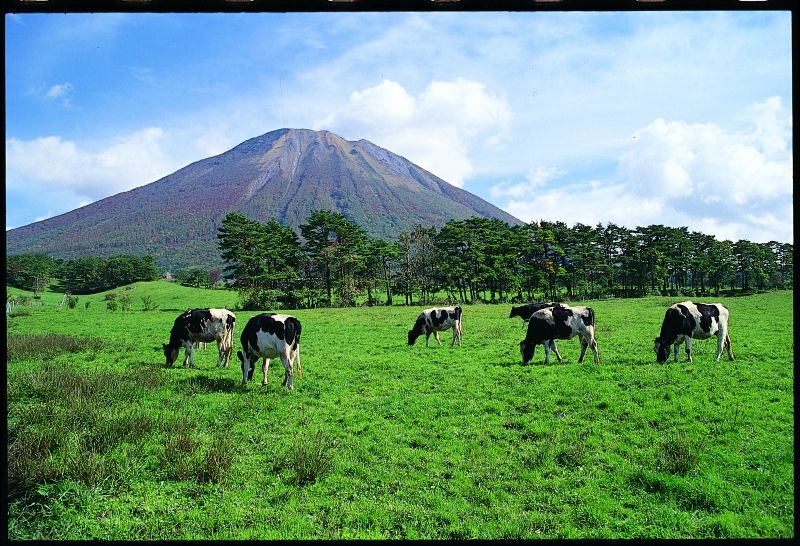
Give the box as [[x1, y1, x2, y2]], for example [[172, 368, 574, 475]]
[[6, 128, 522, 271]]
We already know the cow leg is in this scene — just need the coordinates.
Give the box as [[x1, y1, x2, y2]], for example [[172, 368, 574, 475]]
[[715, 332, 724, 362], [724, 333, 734, 361], [262, 358, 270, 386], [280, 353, 294, 390], [589, 337, 600, 364], [434, 331, 442, 346], [216, 339, 223, 368], [578, 339, 588, 363], [293, 346, 302, 379], [424, 332, 431, 347], [684, 338, 693, 362], [543, 340, 551, 366], [548, 339, 562, 364], [673, 342, 680, 363], [184, 342, 194, 368]]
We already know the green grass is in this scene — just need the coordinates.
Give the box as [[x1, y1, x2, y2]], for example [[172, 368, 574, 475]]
[[5, 281, 794, 539]]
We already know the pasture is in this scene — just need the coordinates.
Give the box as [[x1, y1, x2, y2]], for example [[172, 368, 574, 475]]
[[5, 283, 794, 539]]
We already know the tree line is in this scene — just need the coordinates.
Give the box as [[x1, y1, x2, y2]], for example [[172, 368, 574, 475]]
[[6, 254, 160, 295], [217, 211, 793, 309], [6, 212, 791, 306]]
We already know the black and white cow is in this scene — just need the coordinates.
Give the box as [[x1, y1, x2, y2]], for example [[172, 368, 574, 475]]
[[509, 302, 557, 323], [654, 301, 734, 363], [519, 303, 600, 365], [509, 301, 560, 352], [162, 308, 236, 368], [237, 313, 302, 388], [408, 306, 463, 347]]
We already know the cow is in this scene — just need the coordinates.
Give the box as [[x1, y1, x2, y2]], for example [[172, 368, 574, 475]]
[[519, 303, 600, 365], [509, 301, 560, 352], [654, 301, 734, 363], [237, 313, 302, 388], [162, 308, 236, 368], [407, 305, 463, 347], [509, 302, 557, 323]]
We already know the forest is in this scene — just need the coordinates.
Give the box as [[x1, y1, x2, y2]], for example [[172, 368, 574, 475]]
[[6, 210, 792, 308], [216, 211, 793, 309]]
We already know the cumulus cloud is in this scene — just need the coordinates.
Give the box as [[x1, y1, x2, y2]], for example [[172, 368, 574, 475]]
[[491, 166, 565, 200], [619, 99, 792, 205], [5, 127, 178, 200], [316, 78, 510, 187], [491, 97, 793, 243]]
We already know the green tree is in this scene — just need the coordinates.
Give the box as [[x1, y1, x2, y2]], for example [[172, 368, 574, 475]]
[[174, 268, 213, 288], [217, 212, 302, 309], [6, 253, 59, 293]]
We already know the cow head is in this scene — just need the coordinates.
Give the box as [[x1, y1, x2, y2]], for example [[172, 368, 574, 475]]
[[237, 350, 255, 384], [509, 307, 520, 319], [163, 343, 179, 366], [519, 340, 534, 365], [653, 337, 670, 363]]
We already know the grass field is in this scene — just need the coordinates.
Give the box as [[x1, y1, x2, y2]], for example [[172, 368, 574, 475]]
[[5, 282, 794, 539]]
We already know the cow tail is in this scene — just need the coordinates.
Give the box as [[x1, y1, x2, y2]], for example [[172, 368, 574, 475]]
[[588, 307, 596, 327], [227, 315, 236, 357], [456, 305, 463, 334], [295, 343, 302, 379]]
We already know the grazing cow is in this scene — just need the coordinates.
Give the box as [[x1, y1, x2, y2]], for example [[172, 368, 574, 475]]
[[654, 301, 734, 363], [162, 308, 236, 368], [237, 313, 302, 388], [407, 306, 463, 347], [509, 301, 560, 352], [519, 303, 600, 365], [509, 302, 557, 323]]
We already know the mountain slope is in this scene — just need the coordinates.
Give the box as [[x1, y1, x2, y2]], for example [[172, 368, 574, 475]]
[[6, 128, 522, 271]]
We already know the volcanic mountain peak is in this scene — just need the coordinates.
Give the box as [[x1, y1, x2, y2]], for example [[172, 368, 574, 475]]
[[7, 128, 522, 271]]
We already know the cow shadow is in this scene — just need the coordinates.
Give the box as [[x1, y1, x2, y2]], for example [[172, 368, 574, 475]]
[[175, 374, 240, 394]]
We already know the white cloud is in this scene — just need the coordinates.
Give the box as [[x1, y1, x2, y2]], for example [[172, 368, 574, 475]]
[[46, 82, 73, 99], [5, 127, 179, 200], [504, 182, 666, 229], [619, 97, 792, 206], [316, 78, 510, 187], [492, 97, 793, 243], [491, 166, 565, 199]]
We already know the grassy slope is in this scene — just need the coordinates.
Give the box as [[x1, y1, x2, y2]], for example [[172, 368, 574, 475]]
[[5, 282, 794, 539]]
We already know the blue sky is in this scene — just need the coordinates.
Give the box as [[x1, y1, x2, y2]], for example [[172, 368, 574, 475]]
[[5, 11, 793, 243]]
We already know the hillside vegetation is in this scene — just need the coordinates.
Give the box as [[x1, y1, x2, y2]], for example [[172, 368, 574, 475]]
[[5, 128, 520, 270], [6, 281, 794, 539]]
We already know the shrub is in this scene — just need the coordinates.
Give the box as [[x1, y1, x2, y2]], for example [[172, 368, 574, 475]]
[[118, 293, 133, 311], [239, 288, 285, 311], [657, 432, 701, 476], [274, 431, 335, 486], [106, 300, 119, 312], [66, 296, 79, 309], [198, 435, 234, 484], [141, 295, 158, 311]]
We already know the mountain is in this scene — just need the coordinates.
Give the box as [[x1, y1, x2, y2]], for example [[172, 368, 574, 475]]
[[6, 128, 523, 271]]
